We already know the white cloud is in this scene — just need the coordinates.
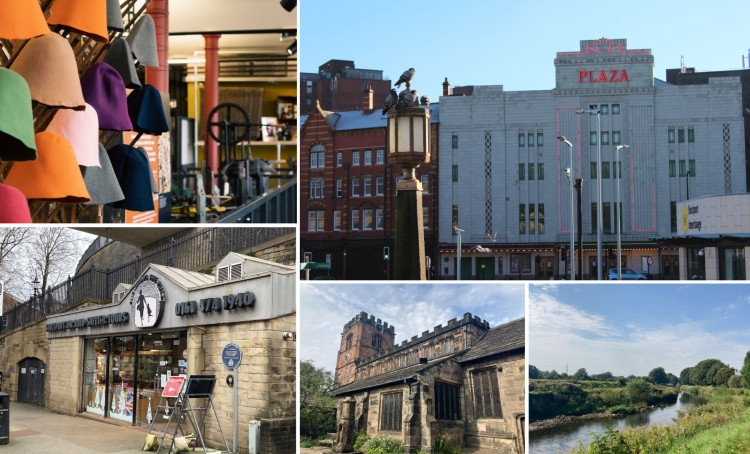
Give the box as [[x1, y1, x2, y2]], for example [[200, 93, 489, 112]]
[[530, 287, 750, 376]]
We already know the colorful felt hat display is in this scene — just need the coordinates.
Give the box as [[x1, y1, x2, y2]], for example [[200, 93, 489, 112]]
[[46, 103, 101, 167], [4, 132, 91, 203], [137, 147, 158, 193], [81, 144, 125, 205], [80, 62, 133, 131], [10, 33, 86, 110], [106, 0, 124, 32], [0, 0, 51, 40], [127, 84, 169, 135], [107, 144, 155, 212], [0, 68, 37, 162], [47, 0, 109, 43], [125, 14, 159, 67], [0, 185, 32, 223], [102, 39, 141, 89]]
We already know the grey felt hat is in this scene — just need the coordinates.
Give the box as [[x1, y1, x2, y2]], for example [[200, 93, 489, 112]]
[[81, 143, 125, 205], [102, 39, 141, 89], [125, 14, 159, 67], [106, 0, 124, 32], [137, 147, 158, 193]]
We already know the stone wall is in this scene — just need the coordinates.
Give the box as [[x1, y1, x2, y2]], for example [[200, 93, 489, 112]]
[[46, 336, 83, 415], [461, 351, 525, 453], [0, 319, 48, 401], [199, 313, 296, 453]]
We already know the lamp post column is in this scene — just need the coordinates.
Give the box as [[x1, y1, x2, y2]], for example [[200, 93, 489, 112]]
[[387, 106, 430, 280], [615, 145, 629, 280], [596, 111, 602, 280], [557, 136, 575, 280]]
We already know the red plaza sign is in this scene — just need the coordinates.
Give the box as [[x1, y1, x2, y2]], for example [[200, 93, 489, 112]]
[[578, 69, 630, 83]]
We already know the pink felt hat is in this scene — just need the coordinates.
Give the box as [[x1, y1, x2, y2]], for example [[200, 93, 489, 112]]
[[0, 184, 32, 223], [46, 103, 101, 167]]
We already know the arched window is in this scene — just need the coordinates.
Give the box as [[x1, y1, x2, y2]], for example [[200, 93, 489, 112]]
[[345, 333, 353, 350], [310, 144, 325, 168]]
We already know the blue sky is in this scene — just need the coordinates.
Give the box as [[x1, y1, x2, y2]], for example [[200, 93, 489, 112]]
[[301, 0, 749, 99], [300, 283, 524, 373], [530, 284, 750, 377]]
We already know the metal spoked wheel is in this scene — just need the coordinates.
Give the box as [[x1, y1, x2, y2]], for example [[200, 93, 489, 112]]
[[206, 103, 251, 146]]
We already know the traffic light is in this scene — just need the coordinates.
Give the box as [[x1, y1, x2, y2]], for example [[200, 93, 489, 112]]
[[383, 246, 390, 260]]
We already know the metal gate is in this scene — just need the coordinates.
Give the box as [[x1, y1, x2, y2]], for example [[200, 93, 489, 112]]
[[17, 358, 45, 406]]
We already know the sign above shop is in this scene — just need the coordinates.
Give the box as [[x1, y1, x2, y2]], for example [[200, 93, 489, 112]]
[[221, 343, 242, 370], [131, 274, 166, 329], [174, 292, 255, 317], [47, 312, 129, 333]]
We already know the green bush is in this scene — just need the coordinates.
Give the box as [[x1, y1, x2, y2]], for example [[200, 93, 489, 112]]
[[354, 431, 372, 451], [434, 433, 463, 454], [360, 434, 403, 454]]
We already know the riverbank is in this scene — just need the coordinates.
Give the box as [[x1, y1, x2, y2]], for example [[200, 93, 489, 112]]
[[572, 387, 750, 453]]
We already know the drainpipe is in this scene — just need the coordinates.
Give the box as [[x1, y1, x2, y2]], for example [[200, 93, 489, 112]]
[[462, 325, 468, 350]]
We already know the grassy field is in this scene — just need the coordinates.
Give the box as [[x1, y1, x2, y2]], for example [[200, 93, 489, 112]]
[[573, 386, 750, 453], [530, 379, 678, 421]]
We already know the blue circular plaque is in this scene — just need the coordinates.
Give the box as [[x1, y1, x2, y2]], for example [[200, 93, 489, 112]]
[[221, 342, 242, 370]]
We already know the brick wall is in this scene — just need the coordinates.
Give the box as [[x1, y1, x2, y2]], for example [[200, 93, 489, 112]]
[[259, 417, 296, 454]]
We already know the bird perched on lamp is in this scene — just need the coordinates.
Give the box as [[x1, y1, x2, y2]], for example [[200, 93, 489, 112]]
[[397, 89, 415, 108], [409, 89, 419, 107], [395, 68, 415, 89], [382, 88, 397, 114], [420, 95, 430, 107], [470, 245, 492, 254]]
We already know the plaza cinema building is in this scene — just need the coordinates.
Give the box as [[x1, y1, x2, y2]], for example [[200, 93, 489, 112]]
[[43, 253, 295, 451], [438, 38, 746, 279]]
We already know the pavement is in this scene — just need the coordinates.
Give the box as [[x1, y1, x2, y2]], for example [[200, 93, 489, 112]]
[[2, 401, 151, 453]]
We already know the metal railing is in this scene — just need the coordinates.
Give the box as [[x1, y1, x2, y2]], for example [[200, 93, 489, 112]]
[[0, 227, 294, 335]]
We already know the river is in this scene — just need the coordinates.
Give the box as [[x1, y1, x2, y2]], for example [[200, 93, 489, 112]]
[[529, 392, 699, 453]]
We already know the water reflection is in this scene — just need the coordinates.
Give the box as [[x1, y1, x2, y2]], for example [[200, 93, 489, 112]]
[[530, 393, 696, 453]]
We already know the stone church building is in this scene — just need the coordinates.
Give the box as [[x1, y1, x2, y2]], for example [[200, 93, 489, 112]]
[[333, 312, 525, 453]]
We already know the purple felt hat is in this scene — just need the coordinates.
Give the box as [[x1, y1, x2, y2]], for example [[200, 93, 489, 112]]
[[80, 61, 133, 131]]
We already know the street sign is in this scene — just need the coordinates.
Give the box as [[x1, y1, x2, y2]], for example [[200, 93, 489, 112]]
[[162, 376, 185, 398], [299, 262, 331, 270], [221, 342, 242, 370]]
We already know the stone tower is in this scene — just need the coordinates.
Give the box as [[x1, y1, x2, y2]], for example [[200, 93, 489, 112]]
[[335, 311, 395, 386]]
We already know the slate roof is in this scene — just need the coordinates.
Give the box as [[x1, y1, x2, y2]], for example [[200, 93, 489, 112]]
[[300, 104, 439, 132], [149, 263, 216, 289], [458, 318, 525, 363], [334, 355, 459, 395]]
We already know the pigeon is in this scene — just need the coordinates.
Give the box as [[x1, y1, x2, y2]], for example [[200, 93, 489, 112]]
[[395, 68, 415, 88], [487, 232, 497, 242], [409, 90, 419, 107], [420, 95, 431, 107], [470, 245, 492, 254], [397, 89, 415, 108], [382, 88, 397, 114]]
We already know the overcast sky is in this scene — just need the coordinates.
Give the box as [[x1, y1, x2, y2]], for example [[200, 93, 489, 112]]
[[300, 283, 525, 373], [529, 284, 750, 377], [301, 0, 750, 99]]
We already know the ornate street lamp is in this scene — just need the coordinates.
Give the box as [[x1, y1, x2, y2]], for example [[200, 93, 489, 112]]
[[385, 73, 430, 280]]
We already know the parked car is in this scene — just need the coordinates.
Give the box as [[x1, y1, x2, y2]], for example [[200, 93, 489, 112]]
[[607, 268, 647, 280]]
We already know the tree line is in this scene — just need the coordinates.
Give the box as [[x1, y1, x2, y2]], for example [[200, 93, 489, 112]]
[[532, 351, 750, 388]]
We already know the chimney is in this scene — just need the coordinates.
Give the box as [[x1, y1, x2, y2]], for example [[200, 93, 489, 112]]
[[362, 83, 373, 111], [443, 77, 451, 96]]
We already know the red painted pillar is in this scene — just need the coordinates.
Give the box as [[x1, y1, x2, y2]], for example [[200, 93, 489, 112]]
[[145, 0, 169, 92], [203, 34, 221, 175]]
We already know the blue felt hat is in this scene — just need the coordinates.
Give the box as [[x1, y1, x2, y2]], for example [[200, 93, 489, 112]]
[[127, 84, 169, 135], [106, 144, 154, 212]]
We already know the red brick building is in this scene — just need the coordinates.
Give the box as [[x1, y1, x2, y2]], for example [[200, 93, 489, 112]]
[[300, 99, 439, 280], [301, 59, 392, 114]]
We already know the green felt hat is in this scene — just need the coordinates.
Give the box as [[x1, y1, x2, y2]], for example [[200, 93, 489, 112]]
[[0, 68, 37, 161]]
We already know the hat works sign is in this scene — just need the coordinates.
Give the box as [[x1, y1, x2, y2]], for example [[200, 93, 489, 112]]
[[47, 312, 129, 333], [174, 292, 255, 317], [131, 274, 166, 328]]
